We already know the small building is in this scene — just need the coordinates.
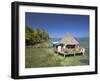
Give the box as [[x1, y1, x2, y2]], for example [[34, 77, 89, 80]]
[[54, 33, 85, 57]]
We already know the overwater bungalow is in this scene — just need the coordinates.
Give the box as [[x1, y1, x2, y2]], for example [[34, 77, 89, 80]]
[[54, 33, 85, 57]]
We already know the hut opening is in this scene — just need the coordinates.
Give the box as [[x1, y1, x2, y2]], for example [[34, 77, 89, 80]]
[[66, 45, 76, 49]]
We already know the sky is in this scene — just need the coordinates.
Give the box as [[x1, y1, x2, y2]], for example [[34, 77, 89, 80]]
[[25, 12, 89, 38]]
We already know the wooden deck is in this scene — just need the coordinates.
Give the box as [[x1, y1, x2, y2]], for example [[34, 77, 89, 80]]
[[54, 47, 85, 57]]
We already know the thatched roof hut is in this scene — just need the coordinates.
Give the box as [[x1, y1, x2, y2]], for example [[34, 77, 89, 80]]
[[60, 33, 79, 46], [54, 33, 85, 56]]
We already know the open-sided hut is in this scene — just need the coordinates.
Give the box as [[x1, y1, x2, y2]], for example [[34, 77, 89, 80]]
[[59, 33, 85, 57], [54, 33, 85, 57]]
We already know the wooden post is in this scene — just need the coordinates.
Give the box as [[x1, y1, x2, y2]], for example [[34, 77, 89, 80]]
[[83, 52, 85, 56], [64, 54, 65, 58], [82, 48, 85, 56], [74, 52, 75, 56], [57, 52, 59, 55]]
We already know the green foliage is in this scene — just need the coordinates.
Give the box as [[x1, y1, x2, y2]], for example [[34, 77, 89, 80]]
[[25, 26, 50, 45]]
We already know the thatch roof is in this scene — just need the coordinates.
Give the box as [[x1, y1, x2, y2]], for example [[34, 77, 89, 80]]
[[60, 33, 79, 45]]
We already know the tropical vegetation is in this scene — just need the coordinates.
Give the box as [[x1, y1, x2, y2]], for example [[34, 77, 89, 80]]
[[25, 26, 50, 46]]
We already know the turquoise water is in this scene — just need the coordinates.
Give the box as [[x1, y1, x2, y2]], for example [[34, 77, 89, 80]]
[[76, 37, 89, 48]]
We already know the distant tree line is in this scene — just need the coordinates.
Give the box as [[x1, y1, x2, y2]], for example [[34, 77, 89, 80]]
[[26, 26, 50, 46]]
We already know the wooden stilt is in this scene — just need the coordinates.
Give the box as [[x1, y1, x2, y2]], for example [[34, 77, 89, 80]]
[[57, 52, 59, 55], [83, 52, 85, 56], [64, 54, 65, 58], [74, 52, 75, 56]]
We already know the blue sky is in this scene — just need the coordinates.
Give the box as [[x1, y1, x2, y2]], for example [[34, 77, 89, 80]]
[[25, 12, 89, 38]]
